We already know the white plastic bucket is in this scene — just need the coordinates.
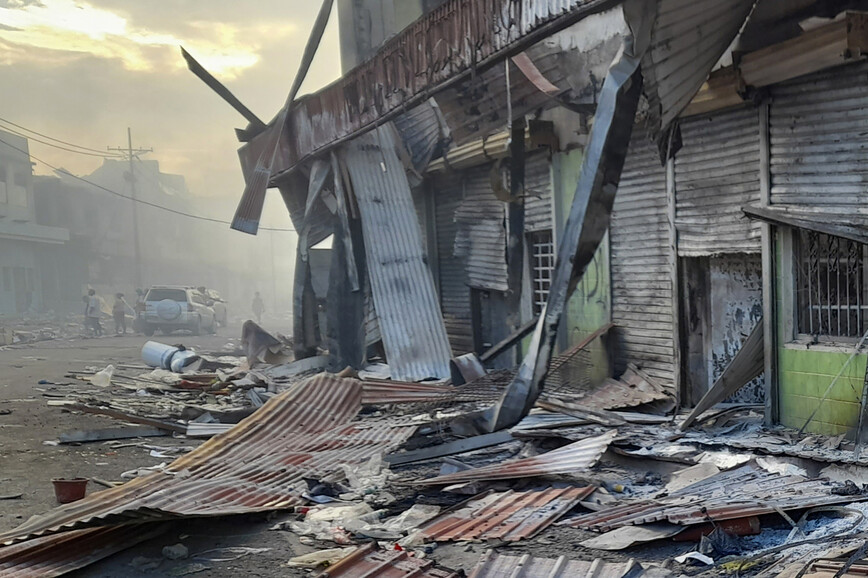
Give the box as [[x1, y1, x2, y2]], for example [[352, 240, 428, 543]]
[[141, 341, 179, 369]]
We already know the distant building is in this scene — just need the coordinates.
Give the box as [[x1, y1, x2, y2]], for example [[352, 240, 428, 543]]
[[34, 156, 292, 317], [0, 129, 69, 317]]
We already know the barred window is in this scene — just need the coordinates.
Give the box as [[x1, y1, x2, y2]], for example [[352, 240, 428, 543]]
[[796, 230, 868, 339], [530, 230, 554, 315]]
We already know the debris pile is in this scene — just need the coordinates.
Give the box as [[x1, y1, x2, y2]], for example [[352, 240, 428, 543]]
[[7, 327, 868, 577], [0, 314, 86, 347]]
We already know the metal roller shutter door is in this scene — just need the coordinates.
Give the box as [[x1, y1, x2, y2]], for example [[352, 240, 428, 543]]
[[610, 131, 676, 388], [770, 60, 868, 209], [433, 172, 474, 355], [675, 106, 761, 256]]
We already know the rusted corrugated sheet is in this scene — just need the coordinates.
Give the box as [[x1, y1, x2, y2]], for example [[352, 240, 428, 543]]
[[0, 524, 168, 578], [318, 543, 459, 578], [769, 60, 868, 208], [564, 464, 868, 532], [610, 131, 676, 388], [415, 430, 616, 485], [468, 551, 643, 578], [362, 380, 457, 405], [639, 0, 757, 138], [675, 106, 762, 256], [454, 163, 508, 292], [0, 375, 417, 549], [252, 0, 618, 180], [341, 126, 453, 381], [417, 486, 592, 542]]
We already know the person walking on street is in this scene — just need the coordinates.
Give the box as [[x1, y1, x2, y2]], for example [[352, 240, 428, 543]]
[[252, 291, 265, 324], [85, 289, 103, 337], [112, 292, 132, 335]]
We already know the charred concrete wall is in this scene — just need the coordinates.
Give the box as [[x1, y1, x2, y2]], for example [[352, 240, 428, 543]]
[[709, 254, 764, 404]]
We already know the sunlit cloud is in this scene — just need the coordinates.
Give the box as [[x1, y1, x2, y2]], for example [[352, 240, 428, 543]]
[[0, 0, 295, 77]]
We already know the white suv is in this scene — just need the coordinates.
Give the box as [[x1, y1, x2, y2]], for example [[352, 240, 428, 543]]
[[140, 286, 217, 336]]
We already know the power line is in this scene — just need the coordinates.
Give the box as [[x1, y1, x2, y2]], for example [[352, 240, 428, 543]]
[[0, 121, 125, 159], [0, 116, 125, 158], [0, 135, 295, 232]]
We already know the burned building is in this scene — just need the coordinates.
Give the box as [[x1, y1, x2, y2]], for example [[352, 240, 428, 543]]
[[229, 1, 868, 434]]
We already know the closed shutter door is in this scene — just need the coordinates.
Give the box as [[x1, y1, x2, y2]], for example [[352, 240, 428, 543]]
[[434, 172, 474, 355], [455, 164, 508, 291], [525, 153, 553, 233], [770, 60, 868, 208], [675, 106, 761, 256], [610, 131, 676, 388]]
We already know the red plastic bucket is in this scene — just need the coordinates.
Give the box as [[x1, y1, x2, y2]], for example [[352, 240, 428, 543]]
[[52, 478, 88, 503]]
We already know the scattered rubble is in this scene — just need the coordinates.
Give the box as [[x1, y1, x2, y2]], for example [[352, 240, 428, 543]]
[[6, 326, 868, 576]]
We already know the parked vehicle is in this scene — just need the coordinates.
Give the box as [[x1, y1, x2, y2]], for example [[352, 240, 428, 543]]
[[139, 286, 217, 336]]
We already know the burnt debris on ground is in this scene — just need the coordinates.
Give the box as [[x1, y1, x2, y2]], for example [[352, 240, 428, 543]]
[[6, 323, 868, 577]]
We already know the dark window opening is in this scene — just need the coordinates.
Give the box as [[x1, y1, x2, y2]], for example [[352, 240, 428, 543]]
[[145, 288, 188, 302], [796, 230, 868, 339], [530, 230, 554, 316]]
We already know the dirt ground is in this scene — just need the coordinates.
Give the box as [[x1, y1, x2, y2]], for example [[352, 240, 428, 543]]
[[0, 324, 323, 577]]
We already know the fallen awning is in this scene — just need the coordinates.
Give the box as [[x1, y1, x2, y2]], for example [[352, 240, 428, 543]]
[[743, 205, 868, 245]]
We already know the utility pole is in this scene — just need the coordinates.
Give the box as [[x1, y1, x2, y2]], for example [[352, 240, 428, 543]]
[[108, 128, 152, 290]]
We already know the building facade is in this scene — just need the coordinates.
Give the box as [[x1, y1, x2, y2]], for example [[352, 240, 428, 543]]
[[0, 129, 69, 317], [243, 0, 868, 435]]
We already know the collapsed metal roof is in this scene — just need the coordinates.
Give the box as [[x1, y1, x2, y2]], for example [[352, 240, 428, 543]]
[[0, 375, 416, 548]]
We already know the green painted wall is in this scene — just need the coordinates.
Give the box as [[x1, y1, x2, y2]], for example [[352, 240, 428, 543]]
[[775, 232, 868, 435], [552, 149, 611, 385]]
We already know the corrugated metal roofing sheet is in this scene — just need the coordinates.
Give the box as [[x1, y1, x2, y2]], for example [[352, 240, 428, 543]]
[[0, 524, 168, 578], [468, 551, 644, 578], [638, 0, 757, 137], [393, 100, 448, 177], [417, 486, 593, 543], [564, 464, 868, 532], [415, 430, 616, 485], [361, 380, 457, 405], [341, 126, 453, 381], [0, 374, 417, 549], [318, 543, 460, 577]]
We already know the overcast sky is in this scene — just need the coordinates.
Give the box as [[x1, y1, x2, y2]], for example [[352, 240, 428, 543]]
[[0, 0, 341, 227]]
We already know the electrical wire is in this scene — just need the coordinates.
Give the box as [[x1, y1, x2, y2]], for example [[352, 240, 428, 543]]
[[0, 135, 295, 232], [0, 117, 125, 158]]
